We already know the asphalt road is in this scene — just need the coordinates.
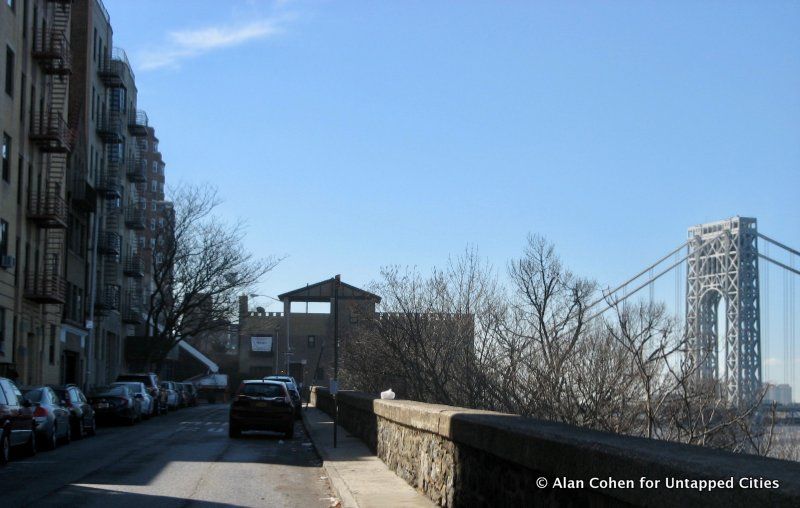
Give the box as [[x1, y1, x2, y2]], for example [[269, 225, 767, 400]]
[[0, 404, 334, 507]]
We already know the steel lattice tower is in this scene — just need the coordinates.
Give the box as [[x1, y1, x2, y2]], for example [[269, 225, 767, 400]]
[[686, 217, 761, 406]]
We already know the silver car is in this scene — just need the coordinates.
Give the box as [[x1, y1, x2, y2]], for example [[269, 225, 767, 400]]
[[112, 382, 154, 419], [160, 381, 180, 410]]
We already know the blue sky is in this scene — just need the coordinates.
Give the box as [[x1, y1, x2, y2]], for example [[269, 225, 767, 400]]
[[105, 1, 799, 323]]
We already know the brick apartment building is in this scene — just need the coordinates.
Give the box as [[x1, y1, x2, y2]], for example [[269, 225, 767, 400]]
[[0, 0, 168, 388]]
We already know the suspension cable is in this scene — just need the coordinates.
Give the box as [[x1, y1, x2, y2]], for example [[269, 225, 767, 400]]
[[587, 241, 689, 311], [759, 232, 800, 257], [759, 253, 800, 277], [585, 253, 689, 323]]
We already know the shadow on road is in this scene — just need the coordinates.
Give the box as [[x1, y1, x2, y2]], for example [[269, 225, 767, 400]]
[[41, 484, 245, 507]]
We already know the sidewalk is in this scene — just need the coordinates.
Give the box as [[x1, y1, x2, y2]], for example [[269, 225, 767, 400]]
[[302, 405, 434, 508]]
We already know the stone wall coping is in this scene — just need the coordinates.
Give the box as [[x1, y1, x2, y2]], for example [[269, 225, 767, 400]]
[[311, 387, 800, 505]]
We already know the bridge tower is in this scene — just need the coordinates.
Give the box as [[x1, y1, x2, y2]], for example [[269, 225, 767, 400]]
[[686, 217, 761, 406]]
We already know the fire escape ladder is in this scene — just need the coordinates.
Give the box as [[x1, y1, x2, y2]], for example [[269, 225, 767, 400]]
[[25, 0, 72, 305]]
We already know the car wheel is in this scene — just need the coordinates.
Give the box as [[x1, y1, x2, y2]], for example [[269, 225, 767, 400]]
[[63, 423, 71, 445], [1, 432, 10, 465], [73, 418, 84, 440], [284, 424, 294, 439], [24, 429, 36, 457], [229, 423, 241, 438], [46, 425, 58, 450]]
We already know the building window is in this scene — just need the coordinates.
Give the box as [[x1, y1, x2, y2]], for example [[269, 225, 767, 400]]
[[49, 324, 56, 365], [152, 161, 157, 173], [19, 73, 25, 121], [22, 0, 27, 38], [307, 335, 316, 348], [0, 307, 5, 356], [2, 133, 10, 182], [0, 220, 8, 257], [5, 46, 14, 96]]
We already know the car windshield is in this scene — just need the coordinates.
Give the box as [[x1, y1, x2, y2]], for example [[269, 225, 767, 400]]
[[115, 383, 142, 393], [239, 383, 284, 398], [24, 389, 44, 402], [91, 386, 127, 397]]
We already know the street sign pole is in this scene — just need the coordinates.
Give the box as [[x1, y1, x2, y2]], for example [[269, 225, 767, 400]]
[[333, 274, 340, 448]]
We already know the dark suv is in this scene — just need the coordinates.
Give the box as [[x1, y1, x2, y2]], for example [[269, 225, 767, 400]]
[[229, 380, 294, 439], [116, 373, 166, 416], [0, 377, 37, 464]]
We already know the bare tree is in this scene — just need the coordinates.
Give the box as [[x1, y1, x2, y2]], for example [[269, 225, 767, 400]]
[[139, 184, 280, 368], [341, 233, 783, 460], [342, 248, 504, 408], [502, 234, 596, 423]]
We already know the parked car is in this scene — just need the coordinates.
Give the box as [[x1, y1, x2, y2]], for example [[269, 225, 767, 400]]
[[229, 380, 294, 439], [0, 377, 37, 464], [264, 375, 302, 419], [181, 383, 198, 407], [160, 381, 180, 410], [112, 382, 154, 419], [51, 385, 96, 439], [88, 385, 142, 425], [174, 383, 189, 408], [116, 373, 166, 416], [22, 386, 71, 450]]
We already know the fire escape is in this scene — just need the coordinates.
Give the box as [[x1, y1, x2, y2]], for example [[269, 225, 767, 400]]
[[26, 0, 73, 304], [95, 56, 127, 315], [122, 121, 148, 325]]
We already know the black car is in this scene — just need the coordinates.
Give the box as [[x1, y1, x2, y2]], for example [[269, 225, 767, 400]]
[[22, 386, 72, 450], [116, 373, 166, 416], [229, 380, 295, 439], [88, 385, 142, 425], [0, 377, 36, 464], [51, 385, 96, 439]]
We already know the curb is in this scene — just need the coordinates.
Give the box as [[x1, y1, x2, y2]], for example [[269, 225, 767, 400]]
[[301, 405, 359, 508]]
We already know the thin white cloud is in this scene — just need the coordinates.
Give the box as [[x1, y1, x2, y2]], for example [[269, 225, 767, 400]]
[[139, 19, 281, 71]]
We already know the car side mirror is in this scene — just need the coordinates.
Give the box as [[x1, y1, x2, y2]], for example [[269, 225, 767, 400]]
[[21, 398, 32, 408], [135, 393, 144, 399]]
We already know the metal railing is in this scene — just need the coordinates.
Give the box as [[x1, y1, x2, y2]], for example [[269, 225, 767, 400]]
[[32, 28, 72, 74], [24, 272, 67, 304], [27, 190, 68, 228], [126, 157, 147, 183], [30, 110, 73, 152], [129, 109, 149, 135], [99, 231, 121, 255]]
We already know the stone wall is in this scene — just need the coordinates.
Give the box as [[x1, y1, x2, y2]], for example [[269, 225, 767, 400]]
[[310, 387, 800, 507]]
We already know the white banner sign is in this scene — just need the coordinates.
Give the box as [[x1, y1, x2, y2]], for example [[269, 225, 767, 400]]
[[251, 336, 273, 352]]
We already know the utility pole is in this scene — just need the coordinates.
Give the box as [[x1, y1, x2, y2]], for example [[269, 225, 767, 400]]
[[333, 274, 340, 448]]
